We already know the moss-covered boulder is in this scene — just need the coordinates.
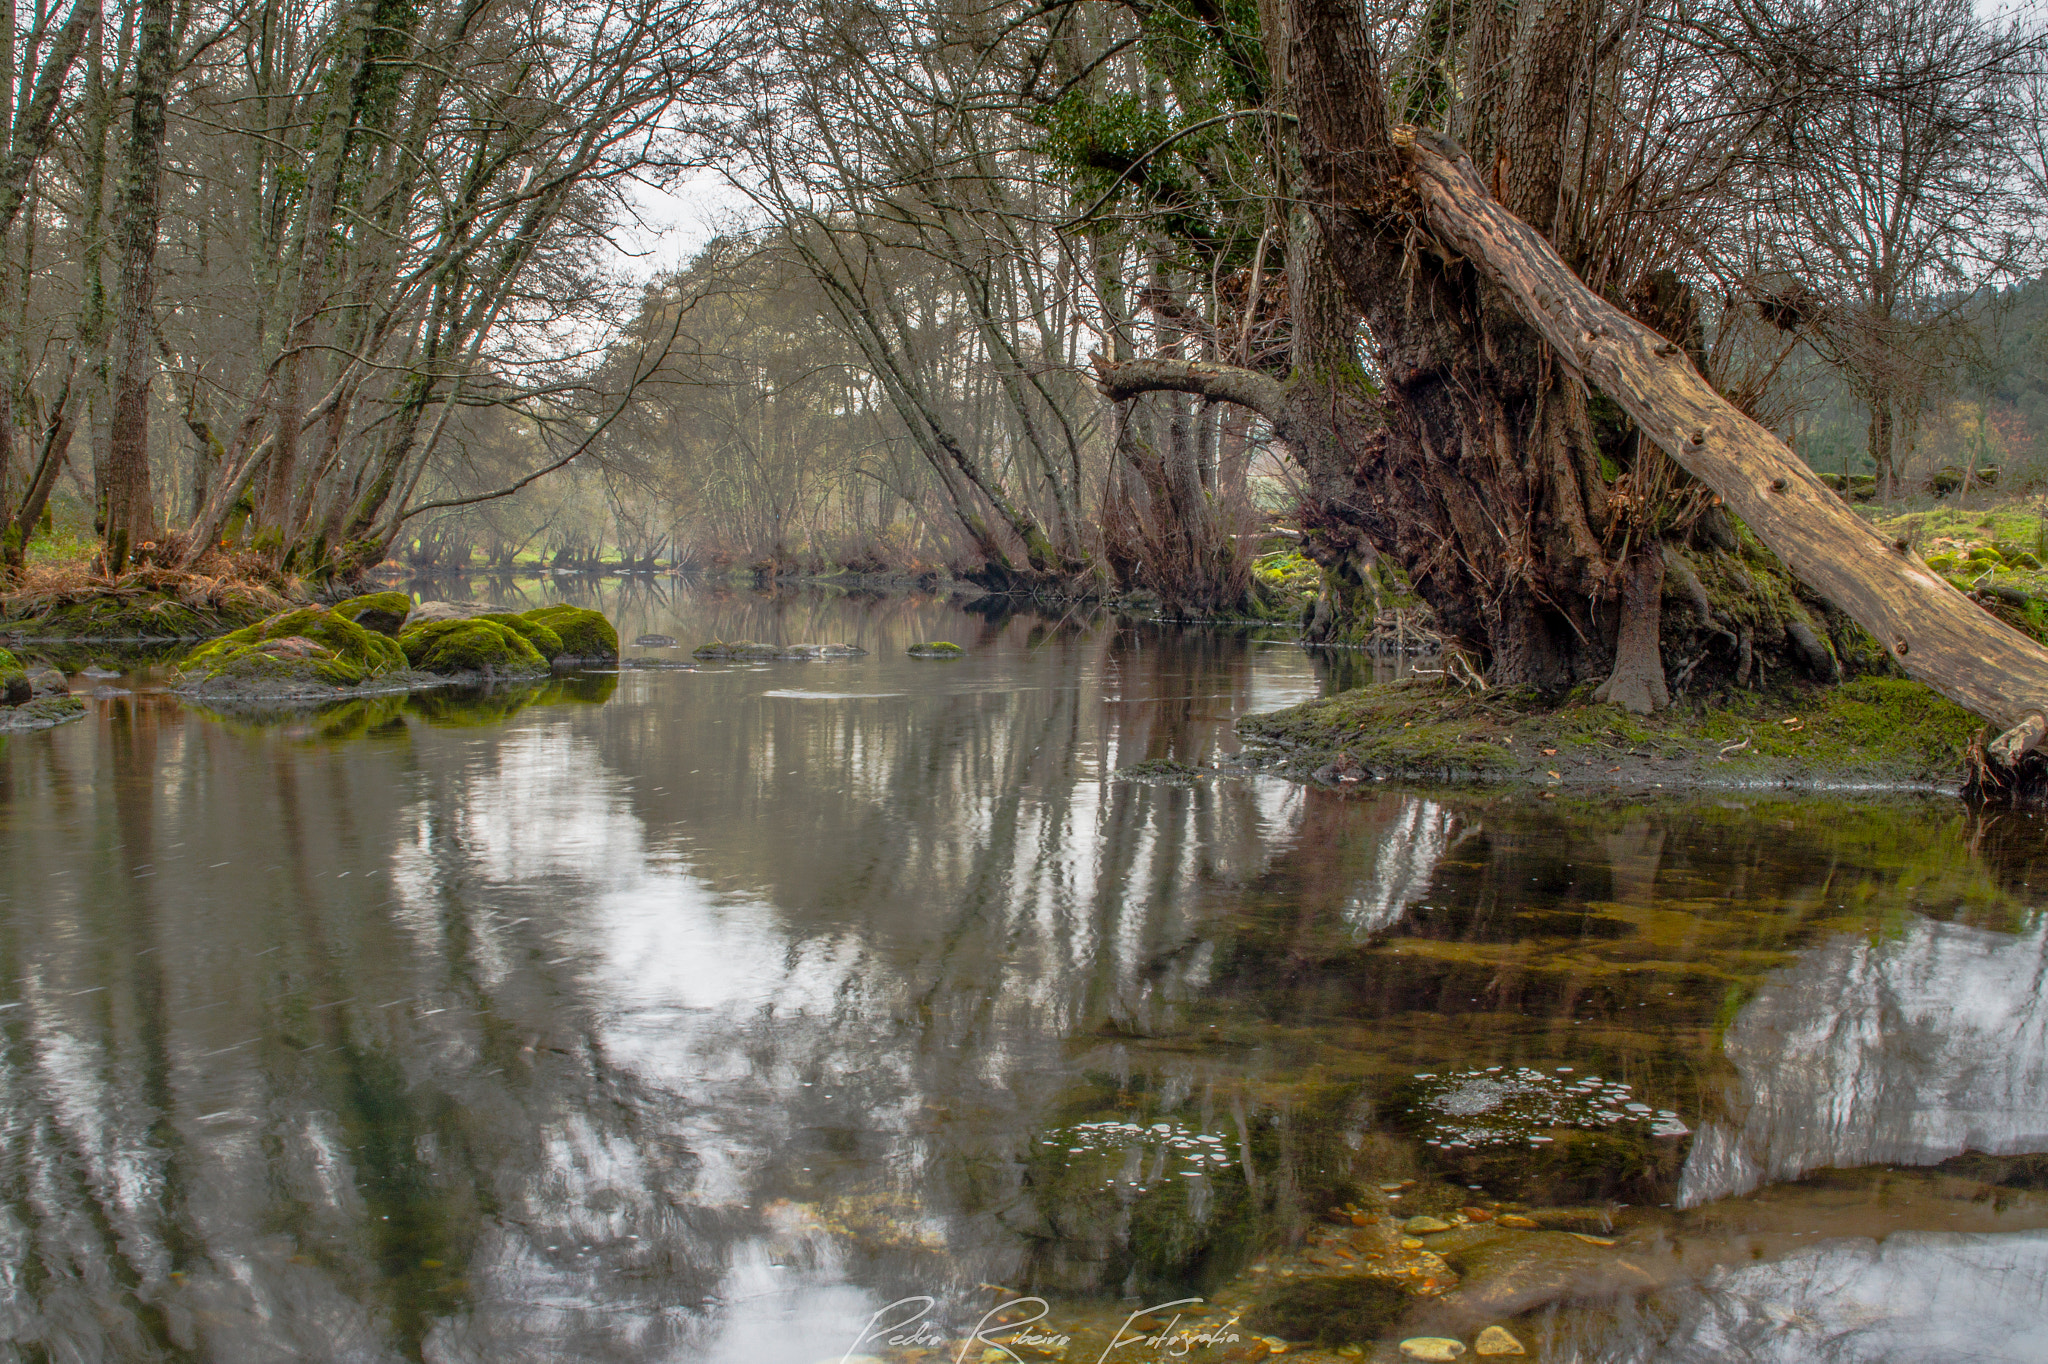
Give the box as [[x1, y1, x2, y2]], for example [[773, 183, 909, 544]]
[[0, 646, 28, 707], [522, 604, 617, 662], [174, 606, 407, 693], [906, 641, 964, 658], [331, 591, 413, 636], [693, 639, 864, 660], [397, 618, 548, 678], [480, 612, 564, 660]]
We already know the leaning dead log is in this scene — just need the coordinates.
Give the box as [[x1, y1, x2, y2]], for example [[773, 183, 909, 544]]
[[1390, 125, 2048, 761]]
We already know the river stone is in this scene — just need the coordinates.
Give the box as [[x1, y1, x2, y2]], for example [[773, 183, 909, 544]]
[[1433, 1231, 1660, 1330], [633, 634, 679, 647], [693, 640, 866, 661], [331, 591, 413, 636], [907, 641, 964, 658], [405, 600, 505, 624], [1474, 1326, 1525, 1356], [1404, 1216, 1455, 1234], [1494, 1215, 1538, 1229], [1399, 1339, 1466, 1361], [1245, 1274, 1408, 1347]]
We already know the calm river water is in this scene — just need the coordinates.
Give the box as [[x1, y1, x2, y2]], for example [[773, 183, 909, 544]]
[[1, 579, 2045, 1364]]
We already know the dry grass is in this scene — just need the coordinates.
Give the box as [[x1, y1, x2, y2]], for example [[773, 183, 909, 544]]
[[2, 550, 298, 623]]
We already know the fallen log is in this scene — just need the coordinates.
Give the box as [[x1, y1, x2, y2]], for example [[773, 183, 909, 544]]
[[1390, 124, 2048, 762]]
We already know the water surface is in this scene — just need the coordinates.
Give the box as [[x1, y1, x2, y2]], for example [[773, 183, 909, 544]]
[[1, 580, 2044, 1363]]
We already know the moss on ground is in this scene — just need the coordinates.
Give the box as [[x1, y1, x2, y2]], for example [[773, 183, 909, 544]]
[[1248, 549, 1323, 620], [521, 604, 617, 661], [175, 606, 408, 692], [1241, 676, 1986, 791], [4, 591, 278, 640], [397, 618, 548, 677]]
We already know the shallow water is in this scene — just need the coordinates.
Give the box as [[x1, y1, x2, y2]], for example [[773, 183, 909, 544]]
[[1, 579, 2045, 1364]]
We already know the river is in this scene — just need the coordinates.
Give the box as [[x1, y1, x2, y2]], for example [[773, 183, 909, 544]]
[[1, 579, 2044, 1363]]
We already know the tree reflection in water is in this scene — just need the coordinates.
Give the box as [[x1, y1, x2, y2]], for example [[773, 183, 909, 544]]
[[0, 589, 2044, 1362]]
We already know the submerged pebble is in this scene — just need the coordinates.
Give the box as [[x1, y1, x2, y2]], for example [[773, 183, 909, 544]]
[[1474, 1325, 1526, 1356], [1400, 1338, 1467, 1361]]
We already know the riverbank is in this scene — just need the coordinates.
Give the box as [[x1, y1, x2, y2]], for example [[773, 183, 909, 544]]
[[1238, 675, 1994, 794]]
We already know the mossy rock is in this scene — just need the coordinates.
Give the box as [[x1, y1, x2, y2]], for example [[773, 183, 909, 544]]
[[522, 604, 618, 661], [398, 618, 548, 678], [693, 639, 866, 660], [331, 591, 413, 636], [175, 606, 407, 692], [0, 646, 27, 707], [907, 641, 964, 658], [478, 612, 564, 660], [0, 691, 84, 731], [1244, 1275, 1410, 1347], [694, 639, 781, 659], [1111, 757, 1205, 786]]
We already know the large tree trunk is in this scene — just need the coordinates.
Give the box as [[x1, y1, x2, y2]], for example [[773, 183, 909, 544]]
[[1388, 123, 2048, 758], [0, 0, 102, 572], [101, 0, 171, 573]]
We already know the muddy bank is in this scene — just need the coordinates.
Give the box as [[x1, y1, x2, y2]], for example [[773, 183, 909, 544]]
[[1239, 676, 1991, 795]]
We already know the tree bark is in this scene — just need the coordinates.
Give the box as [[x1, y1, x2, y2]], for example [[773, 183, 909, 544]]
[[1591, 545, 1670, 715], [1392, 124, 2048, 756], [101, 0, 171, 573]]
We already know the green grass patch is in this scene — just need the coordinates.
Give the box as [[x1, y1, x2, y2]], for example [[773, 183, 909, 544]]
[[1241, 675, 1985, 790]]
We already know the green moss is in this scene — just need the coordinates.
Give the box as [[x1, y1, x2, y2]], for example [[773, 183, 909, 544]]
[[1111, 757, 1205, 785], [331, 591, 413, 636], [0, 645, 27, 706], [1248, 550, 1324, 620], [521, 604, 617, 661], [175, 606, 406, 692], [398, 618, 547, 677], [4, 592, 276, 640], [479, 612, 563, 660], [906, 640, 964, 657], [1241, 681, 1518, 781], [1242, 675, 1986, 790], [0, 691, 84, 730]]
